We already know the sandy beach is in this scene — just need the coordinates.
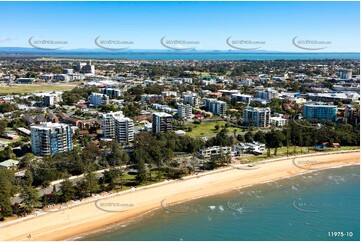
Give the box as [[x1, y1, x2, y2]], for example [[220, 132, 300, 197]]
[[0, 150, 359, 241]]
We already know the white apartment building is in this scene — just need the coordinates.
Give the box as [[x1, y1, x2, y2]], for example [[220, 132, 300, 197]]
[[102, 111, 124, 138], [178, 103, 192, 119], [339, 69, 352, 79], [43, 93, 62, 106], [255, 88, 279, 101], [242, 106, 271, 127], [102, 111, 134, 143], [182, 91, 200, 108], [241, 78, 254, 87], [114, 118, 134, 143]]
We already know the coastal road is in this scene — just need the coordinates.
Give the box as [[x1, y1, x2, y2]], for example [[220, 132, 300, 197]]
[[11, 165, 126, 204]]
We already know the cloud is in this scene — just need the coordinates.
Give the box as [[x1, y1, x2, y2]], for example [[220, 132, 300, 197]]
[[0, 36, 13, 43]]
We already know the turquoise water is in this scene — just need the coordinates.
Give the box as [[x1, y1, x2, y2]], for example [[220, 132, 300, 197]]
[[2, 52, 359, 60], [80, 165, 360, 241]]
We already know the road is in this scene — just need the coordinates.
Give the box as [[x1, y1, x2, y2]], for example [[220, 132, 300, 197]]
[[11, 165, 126, 204]]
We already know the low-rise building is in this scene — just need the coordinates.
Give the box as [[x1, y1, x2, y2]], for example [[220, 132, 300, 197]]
[[0, 159, 19, 169], [197, 146, 234, 158], [231, 94, 252, 104], [235, 141, 266, 155], [270, 117, 287, 127], [16, 78, 35, 84]]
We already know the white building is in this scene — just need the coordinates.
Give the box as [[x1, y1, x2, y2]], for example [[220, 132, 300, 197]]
[[339, 69, 352, 79], [178, 104, 192, 120], [197, 146, 234, 158], [40, 74, 53, 81], [102, 111, 134, 143], [270, 117, 287, 127], [82, 61, 95, 74], [182, 91, 200, 108], [201, 79, 217, 86], [31, 123, 72, 156], [89, 93, 109, 106], [241, 79, 253, 87], [242, 106, 271, 127], [114, 118, 134, 143], [43, 93, 62, 106], [235, 141, 265, 155], [255, 88, 279, 101], [161, 91, 177, 97]]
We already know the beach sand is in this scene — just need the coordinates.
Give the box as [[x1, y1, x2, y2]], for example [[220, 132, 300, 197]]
[[0, 151, 359, 241]]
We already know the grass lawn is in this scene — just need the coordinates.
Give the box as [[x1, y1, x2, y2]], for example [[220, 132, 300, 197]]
[[184, 120, 242, 137], [0, 84, 76, 94]]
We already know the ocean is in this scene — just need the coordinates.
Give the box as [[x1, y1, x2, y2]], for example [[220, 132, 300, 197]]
[[2, 52, 360, 60], [79, 165, 360, 241]]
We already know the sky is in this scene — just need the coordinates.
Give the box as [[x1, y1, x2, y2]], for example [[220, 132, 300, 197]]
[[0, 1, 359, 52]]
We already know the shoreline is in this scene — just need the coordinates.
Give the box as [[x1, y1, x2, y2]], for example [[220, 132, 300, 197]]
[[0, 150, 359, 241], [74, 162, 360, 241]]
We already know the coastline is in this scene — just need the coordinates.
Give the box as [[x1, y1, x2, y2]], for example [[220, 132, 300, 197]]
[[0, 150, 359, 241]]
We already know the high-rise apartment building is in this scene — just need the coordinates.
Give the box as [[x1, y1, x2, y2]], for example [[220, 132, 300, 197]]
[[102, 111, 134, 143], [242, 106, 271, 127], [152, 112, 173, 133], [31, 123, 72, 156]]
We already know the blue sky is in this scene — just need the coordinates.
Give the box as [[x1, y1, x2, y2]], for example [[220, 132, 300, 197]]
[[0, 1, 359, 52]]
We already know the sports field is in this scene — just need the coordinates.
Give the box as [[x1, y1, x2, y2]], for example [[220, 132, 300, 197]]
[[0, 84, 76, 94]]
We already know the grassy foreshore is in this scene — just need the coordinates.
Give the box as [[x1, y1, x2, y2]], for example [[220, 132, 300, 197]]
[[0, 150, 359, 241]]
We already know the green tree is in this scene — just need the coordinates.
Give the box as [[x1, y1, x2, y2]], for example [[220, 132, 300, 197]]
[[77, 172, 99, 197], [265, 130, 286, 156], [136, 160, 147, 183], [107, 142, 130, 166], [0, 146, 16, 162], [19, 153, 35, 169], [59, 179, 76, 203], [0, 119, 7, 136], [0, 169, 16, 217], [244, 131, 254, 142], [253, 131, 266, 144], [20, 185, 40, 213]]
